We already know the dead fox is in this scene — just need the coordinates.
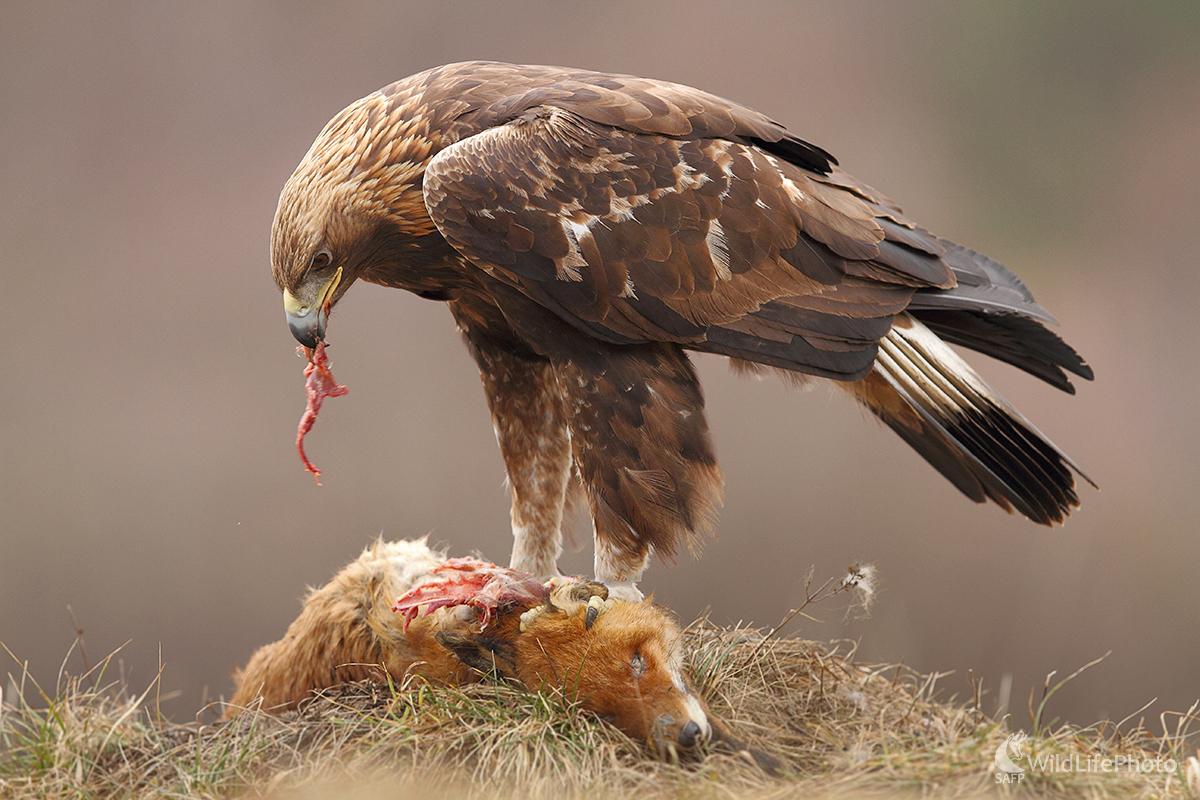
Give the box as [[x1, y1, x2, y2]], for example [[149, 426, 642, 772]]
[[230, 539, 770, 761]]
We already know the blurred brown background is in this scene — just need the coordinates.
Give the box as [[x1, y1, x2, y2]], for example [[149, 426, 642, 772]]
[[2, 2, 1197, 726]]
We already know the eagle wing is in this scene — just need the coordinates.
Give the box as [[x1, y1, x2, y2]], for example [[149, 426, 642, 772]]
[[422, 74, 1084, 391], [422, 102, 965, 381]]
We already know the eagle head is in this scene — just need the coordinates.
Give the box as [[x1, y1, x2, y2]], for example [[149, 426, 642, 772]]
[[271, 90, 438, 348]]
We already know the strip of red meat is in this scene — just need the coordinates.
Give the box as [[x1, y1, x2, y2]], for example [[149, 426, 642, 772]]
[[296, 342, 347, 484]]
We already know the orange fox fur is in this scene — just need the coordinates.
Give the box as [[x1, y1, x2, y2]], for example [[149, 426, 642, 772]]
[[230, 539, 713, 749]]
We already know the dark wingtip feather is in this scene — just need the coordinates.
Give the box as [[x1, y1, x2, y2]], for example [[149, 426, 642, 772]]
[[912, 309, 1093, 393]]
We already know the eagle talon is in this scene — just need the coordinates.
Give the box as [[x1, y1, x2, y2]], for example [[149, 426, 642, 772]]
[[585, 595, 606, 630]]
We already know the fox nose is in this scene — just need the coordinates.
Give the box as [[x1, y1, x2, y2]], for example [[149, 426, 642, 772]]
[[678, 720, 703, 748]]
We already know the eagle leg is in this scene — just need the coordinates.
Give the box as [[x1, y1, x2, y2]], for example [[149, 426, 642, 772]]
[[457, 323, 573, 580], [558, 342, 724, 595]]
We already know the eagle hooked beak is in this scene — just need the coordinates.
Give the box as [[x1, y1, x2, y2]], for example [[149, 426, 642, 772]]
[[284, 267, 342, 349]]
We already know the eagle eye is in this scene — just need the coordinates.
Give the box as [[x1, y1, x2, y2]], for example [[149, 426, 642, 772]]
[[310, 250, 332, 271]]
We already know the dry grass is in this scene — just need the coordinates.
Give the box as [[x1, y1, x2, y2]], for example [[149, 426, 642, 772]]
[[2, 621, 1198, 800]]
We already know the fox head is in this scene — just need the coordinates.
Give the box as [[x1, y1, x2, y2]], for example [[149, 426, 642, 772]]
[[434, 580, 711, 751]]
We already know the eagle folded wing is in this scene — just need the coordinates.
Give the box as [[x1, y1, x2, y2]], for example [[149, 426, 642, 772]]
[[423, 101, 967, 383]]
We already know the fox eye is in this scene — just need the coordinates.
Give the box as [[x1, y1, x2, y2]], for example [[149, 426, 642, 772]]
[[310, 250, 332, 271], [630, 652, 646, 678]]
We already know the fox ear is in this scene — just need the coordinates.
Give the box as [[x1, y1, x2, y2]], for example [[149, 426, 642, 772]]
[[435, 631, 518, 680]]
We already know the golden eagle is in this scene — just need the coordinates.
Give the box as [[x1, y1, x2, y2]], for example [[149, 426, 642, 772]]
[[272, 62, 1092, 599]]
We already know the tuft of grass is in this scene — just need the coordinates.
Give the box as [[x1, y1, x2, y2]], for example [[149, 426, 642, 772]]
[[3, 624, 1198, 800]]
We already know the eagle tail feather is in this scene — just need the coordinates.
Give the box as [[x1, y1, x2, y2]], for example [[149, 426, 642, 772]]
[[848, 315, 1093, 525]]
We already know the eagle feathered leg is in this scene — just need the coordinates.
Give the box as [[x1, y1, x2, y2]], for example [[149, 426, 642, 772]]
[[557, 342, 724, 598], [453, 306, 573, 580], [454, 286, 724, 597]]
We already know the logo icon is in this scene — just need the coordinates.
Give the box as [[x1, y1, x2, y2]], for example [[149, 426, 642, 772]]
[[995, 731, 1027, 774]]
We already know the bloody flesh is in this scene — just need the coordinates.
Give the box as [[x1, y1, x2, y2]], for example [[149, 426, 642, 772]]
[[296, 342, 348, 484], [392, 558, 552, 630]]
